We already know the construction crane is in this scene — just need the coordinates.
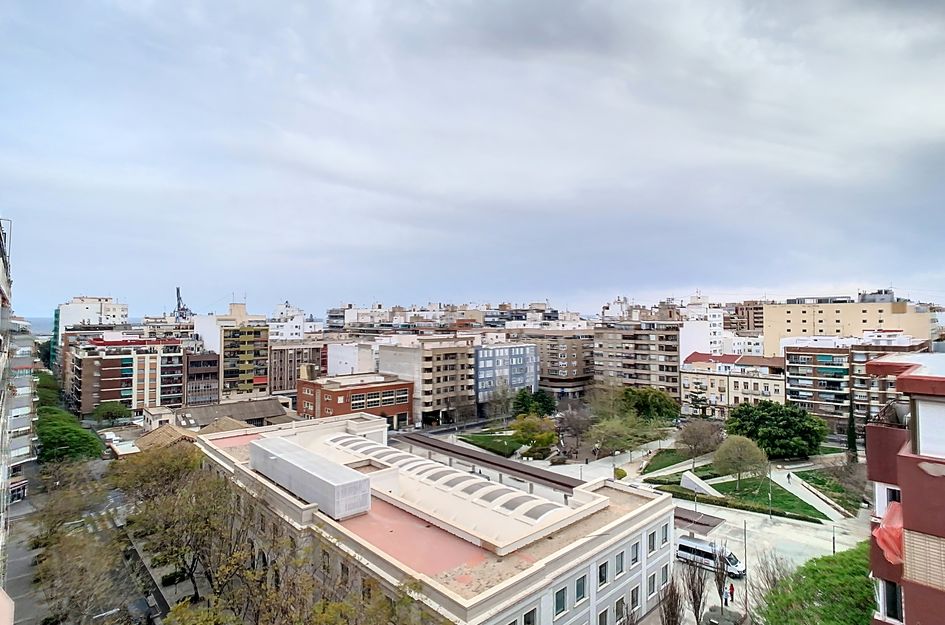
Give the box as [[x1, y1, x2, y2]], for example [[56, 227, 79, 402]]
[[174, 286, 193, 322]]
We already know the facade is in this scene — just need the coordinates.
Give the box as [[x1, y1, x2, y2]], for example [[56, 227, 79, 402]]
[[783, 332, 929, 434], [593, 322, 686, 398], [220, 325, 269, 400], [720, 331, 764, 356], [7, 320, 37, 501], [763, 294, 936, 356], [268, 340, 323, 395], [680, 353, 785, 418], [51, 296, 128, 368], [865, 353, 945, 625], [69, 338, 185, 416], [724, 300, 766, 333], [183, 352, 220, 406], [196, 415, 676, 625], [0, 221, 15, 601], [474, 343, 538, 408], [682, 296, 725, 355], [377, 336, 475, 426], [268, 301, 321, 341], [296, 372, 413, 429], [516, 328, 595, 399]]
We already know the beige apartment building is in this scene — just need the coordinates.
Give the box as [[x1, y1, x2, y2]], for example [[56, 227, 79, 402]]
[[680, 353, 786, 418], [377, 336, 476, 426], [763, 295, 936, 356], [514, 328, 595, 399], [593, 322, 684, 398]]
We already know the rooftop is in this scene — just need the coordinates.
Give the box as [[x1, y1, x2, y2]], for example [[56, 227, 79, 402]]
[[308, 372, 407, 390]]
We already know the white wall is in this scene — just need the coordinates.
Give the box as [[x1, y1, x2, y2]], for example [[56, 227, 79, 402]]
[[679, 320, 711, 363], [327, 344, 374, 376], [916, 397, 945, 459], [192, 315, 222, 353]]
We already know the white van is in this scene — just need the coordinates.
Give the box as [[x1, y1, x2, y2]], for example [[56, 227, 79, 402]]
[[676, 535, 746, 578]]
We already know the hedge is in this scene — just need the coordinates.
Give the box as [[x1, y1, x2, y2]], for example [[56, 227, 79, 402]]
[[655, 485, 823, 524]]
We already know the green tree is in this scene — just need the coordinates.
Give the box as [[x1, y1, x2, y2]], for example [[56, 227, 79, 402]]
[[509, 414, 557, 447], [36, 408, 102, 462], [38, 339, 52, 369], [676, 420, 723, 469], [36, 371, 61, 408], [93, 400, 131, 424], [588, 382, 628, 420], [725, 401, 828, 458], [713, 435, 767, 490], [588, 417, 641, 456], [757, 542, 873, 625], [624, 387, 678, 423], [531, 389, 556, 416], [512, 388, 534, 415]]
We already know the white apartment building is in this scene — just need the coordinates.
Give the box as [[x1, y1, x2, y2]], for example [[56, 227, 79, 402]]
[[196, 415, 676, 625], [683, 295, 724, 355], [52, 295, 129, 367], [721, 331, 764, 356], [269, 301, 322, 341]]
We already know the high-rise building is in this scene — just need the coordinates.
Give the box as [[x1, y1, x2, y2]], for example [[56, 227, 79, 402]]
[[474, 343, 539, 411], [866, 353, 945, 625], [268, 301, 321, 341], [724, 300, 767, 333], [51, 296, 128, 370], [515, 328, 595, 399], [268, 340, 324, 395], [193, 303, 269, 400], [7, 319, 37, 501], [763, 291, 936, 356], [183, 352, 220, 406], [0, 220, 15, 609]]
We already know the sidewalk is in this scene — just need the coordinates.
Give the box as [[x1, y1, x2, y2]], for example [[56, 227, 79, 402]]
[[770, 469, 845, 522], [638, 452, 713, 479]]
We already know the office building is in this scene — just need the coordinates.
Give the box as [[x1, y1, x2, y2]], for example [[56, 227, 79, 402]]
[[866, 353, 945, 625], [783, 331, 928, 434], [378, 336, 475, 426], [297, 371, 413, 429], [680, 353, 785, 418], [51, 296, 128, 369], [762, 291, 936, 356], [474, 343, 539, 410], [195, 415, 676, 625]]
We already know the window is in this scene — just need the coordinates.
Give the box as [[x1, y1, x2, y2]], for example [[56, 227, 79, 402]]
[[395, 388, 409, 404], [598, 609, 608, 625], [599, 562, 609, 587], [648, 531, 656, 553], [660, 564, 668, 586], [554, 587, 567, 616], [576, 575, 587, 602], [631, 542, 640, 565], [883, 580, 903, 621], [350, 393, 366, 410], [661, 523, 669, 545], [887, 487, 902, 504], [366, 391, 381, 408], [382, 389, 397, 406], [615, 597, 626, 621], [647, 573, 656, 597], [631, 586, 640, 610], [523, 609, 537, 625], [733, 381, 739, 390], [616, 551, 625, 576]]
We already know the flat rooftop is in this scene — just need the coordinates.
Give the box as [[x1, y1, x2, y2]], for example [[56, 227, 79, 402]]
[[870, 353, 945, 378]]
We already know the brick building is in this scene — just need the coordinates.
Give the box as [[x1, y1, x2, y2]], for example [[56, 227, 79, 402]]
[[297, 371, 413, 430]]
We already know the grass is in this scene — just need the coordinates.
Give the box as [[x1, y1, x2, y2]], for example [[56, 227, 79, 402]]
[[459, 434, 523, 458], [817, 444, 845, 456], [714, 476, 829, 520], [796, 469, 863, 515], [643, 463, 721, 485], [642, 448, 688, 473]]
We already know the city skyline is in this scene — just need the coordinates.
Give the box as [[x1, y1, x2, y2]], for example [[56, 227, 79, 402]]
[[4, 1, 945, 317]]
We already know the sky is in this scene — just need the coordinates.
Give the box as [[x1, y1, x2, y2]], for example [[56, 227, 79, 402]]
[[3, 1, 945, 318]]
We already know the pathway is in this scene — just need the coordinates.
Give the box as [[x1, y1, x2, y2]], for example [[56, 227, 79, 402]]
[[638, 452, 713, 479], [770, 468, 846, 522]]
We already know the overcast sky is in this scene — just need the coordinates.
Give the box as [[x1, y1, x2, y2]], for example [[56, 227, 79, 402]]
[[3, 1, 945, 317]]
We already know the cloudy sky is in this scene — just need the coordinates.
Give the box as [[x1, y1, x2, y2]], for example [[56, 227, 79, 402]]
[[3, 1, 945, 318]]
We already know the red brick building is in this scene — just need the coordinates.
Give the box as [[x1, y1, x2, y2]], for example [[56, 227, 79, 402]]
[[297, 372, 413, 429], [866, 353, 945, 625]]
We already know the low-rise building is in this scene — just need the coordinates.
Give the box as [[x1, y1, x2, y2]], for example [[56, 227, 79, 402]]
[[474, 343, 538, 411], [296, 371, 413, 429], [680, 353, 786, 418], [195, 415, 676, 625]]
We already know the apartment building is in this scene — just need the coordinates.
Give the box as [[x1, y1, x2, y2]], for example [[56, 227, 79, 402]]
[[269, 301, 321, 340], [69, 338, 185, 416], [7, 320, 37, 501], [378, 336, 475, 426], [268, 340, 323, 395], [724, 300, 767, 333], [783, 332, 929, 434], [865, 353, 945, 625], [194, 304, 270, 400], [513, 328, 594, 399], [0, 221, 16, 605], [593, 321, 705, 399], [183, 352, 220, 406], [195, 415, 676, 625], [680, 353, 785, 418], [720, 331, 764, 356], [474, 343, 538, 410], [297, 371, 413, 429], [51, 296, 128, 369], [763, 291, 936, 356]]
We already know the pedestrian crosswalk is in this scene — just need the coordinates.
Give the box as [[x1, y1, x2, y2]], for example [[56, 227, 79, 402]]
[[79, 503, 134, 534]]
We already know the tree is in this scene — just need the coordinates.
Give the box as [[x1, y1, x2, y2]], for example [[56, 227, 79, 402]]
[[33, 460, 105, 548], [38, 339, 52, 369], [713, 545, 729, 617], [531, 389, 556, 416], [756, 542, 873, 625], [588, 381, 628, 420], [725, 401, 827, 459], [512, 388, 534, 416], [93, 401, 132, 425], [714, 435, 767, 490], [587, 417, 641, 456], [36, 408, 102, 462], [558, 408, 594, 449], [624, 387, 678, 423], [682, 561, 710, 624], [846, 397, 858, 461], [508, 414, 557, 447], [677, 420, 723, 469], [658, 574, 684, 625], [486, 379, 514, 422]]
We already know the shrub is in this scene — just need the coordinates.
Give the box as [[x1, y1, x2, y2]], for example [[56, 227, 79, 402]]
[[614, 467, 627, 480], [161, 570, 188, 587], [550, 455, 568, 466], [522, 446, 551, 460], [655, 485, 822, 524]]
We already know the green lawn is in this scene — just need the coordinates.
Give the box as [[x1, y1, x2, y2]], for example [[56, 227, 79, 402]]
[[796, 469, 863, 515], [459, 434, 523, 458], [817, 445, 845, 456], [642, 448, 688, 474], [714, 476, 828, 520], [643, 463, 721, 485]]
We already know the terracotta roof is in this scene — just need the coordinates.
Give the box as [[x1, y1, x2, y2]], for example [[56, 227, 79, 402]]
[[197, 416, 252, 435], [136, 424, 197, 452], [735, 355, 785, 368], [683, 352, 740, 365], [175, 398, 286, 428]]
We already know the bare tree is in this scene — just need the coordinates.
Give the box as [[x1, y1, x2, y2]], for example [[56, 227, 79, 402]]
[[713, 545, 730, 616], [558, 407, 594, 450], [683, 561, 710, 623], [658, 575, 685, 625], [748, 551, 795, 622], [677, 420, 724, 469], [487, 378, 514, 424]]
